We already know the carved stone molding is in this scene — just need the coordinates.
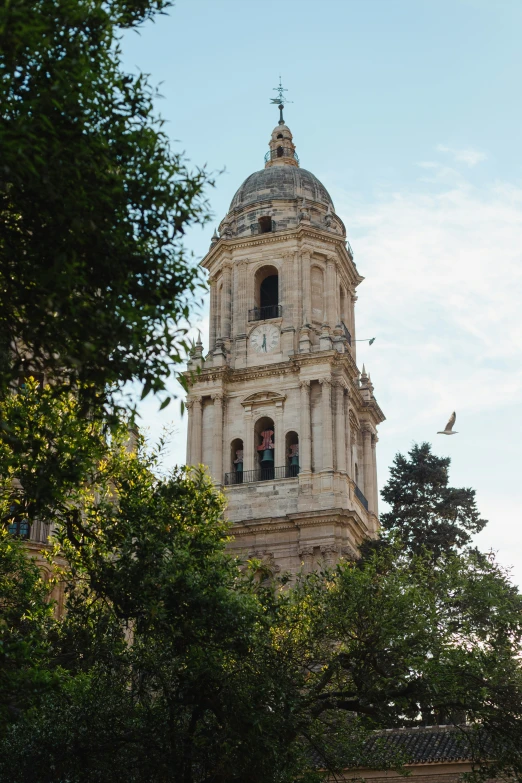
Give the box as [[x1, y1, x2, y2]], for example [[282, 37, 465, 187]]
[[341, 545, 358, 561], [241, 390, 286, 410]]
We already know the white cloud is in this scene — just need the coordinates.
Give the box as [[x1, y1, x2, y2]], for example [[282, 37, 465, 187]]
[[334, 168, 522, 583], [436, 143, 487, 167]]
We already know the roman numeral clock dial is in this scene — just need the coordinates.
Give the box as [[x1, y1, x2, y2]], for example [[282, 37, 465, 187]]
[[249, 324, 280, 354]]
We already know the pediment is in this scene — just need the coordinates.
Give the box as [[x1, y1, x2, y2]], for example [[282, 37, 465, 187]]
[[241, 391, 286, 409]]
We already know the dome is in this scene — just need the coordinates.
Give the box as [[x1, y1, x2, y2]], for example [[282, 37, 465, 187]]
[[229, 166, 335, 213]]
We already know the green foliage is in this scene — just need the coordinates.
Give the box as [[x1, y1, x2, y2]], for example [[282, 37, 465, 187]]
[[0, 378, 128, 534], [0, 0, 211, 413], [379, 442, 487, 560], [1, 409, 522, 781], [0, 531, 57, 733]]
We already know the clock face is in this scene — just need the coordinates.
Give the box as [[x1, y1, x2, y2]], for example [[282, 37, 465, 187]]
[[249, 324, 280, 354]]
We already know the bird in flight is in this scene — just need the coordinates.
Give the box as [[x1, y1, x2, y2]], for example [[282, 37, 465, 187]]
[[437, 411, 457, 435]]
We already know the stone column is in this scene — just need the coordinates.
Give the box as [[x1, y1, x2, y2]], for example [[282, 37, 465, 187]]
[[292, 251, 299, 325], [192, 398, 202, 466], [371, 434, 379, 514], [335, 382, 346, 473], [362, 424, 375, 512], [299, 546, 314, 574], [185, 400, 193, 464], [301, 250, 311, 325], [209, 279, 217, 350], [212, 394, 224, 483], [350, 292, 357, 353], [321, 544, 338, 568], [275, 401, 284, 471], [320, 378, 334, 471], [243, 407, 254, 473], [345, 396, 353, 477], [235, 261, 247, 336], [221, 265, 232, 339], [299, 380, 312, 473], [326, 257, 338, 327]]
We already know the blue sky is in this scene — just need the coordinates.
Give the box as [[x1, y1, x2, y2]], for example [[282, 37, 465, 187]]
[[122, 0, 522, 582]]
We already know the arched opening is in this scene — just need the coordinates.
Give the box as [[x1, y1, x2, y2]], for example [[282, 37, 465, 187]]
[[258, 216, 273, 234], [230, 438, 244, 484], [255, 416, 275, 480], [276, 146, 284, 158], [252, 265, 280, 321], [285, 431, 299, 477], [277, 133, 284, 139]]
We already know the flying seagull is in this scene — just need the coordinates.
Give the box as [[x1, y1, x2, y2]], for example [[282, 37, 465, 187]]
[[437, 411, 457, 435]]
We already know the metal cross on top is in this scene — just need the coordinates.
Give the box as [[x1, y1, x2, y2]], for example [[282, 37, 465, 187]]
[[270, 76, 292, 125]]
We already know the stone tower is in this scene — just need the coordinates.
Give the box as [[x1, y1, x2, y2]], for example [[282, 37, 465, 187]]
[[185, 111, 385, 576]]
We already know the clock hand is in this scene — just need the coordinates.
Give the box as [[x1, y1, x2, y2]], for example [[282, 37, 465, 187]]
[[262, 334, 267, 351]]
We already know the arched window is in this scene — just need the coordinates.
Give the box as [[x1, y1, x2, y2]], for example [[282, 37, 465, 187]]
[[277, 133, 284, 139], [285, 431, 299, 477], [230, 438, 244, 484], [255, 416, 275, 480], [258, 216, 273, 234], [250, 265, 280, 321], [276, 146, 284, 158]]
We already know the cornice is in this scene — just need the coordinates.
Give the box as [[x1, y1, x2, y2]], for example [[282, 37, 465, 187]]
[[201, 225, 362, 285]]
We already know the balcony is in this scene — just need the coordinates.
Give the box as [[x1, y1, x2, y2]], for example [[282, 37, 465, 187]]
[[248, 305, 282, 322], [264, 149, 300, 165], [224, 465, 299, 486], [354, 484, 369, 511]]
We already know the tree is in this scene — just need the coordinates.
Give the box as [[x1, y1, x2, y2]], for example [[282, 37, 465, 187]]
[[1, 408, 522, 781], [0, 0, 211, 413], [378, 442, 487, 560], [0, 531, 57, 734]]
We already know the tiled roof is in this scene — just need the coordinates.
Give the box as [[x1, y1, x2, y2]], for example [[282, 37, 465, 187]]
[[362, 725, 473, 764], [311, 726, 483, 770]]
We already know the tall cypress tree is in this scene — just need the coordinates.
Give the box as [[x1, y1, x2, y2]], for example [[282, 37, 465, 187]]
[[379, 442, 487, 560]]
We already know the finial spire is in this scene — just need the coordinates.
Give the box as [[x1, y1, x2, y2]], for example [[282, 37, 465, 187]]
[[270, 76, 292, 125]]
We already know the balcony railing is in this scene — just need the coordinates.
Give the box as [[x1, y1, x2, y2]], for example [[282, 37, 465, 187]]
[[341, 321, 352, 345], [264, 149, 300, 165], [248, 305, 282, 322], [354, 484, 369, 511], [224, 465, 299, 486]]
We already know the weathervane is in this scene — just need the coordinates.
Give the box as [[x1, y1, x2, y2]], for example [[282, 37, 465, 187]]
[[270, 76, 292, 125]]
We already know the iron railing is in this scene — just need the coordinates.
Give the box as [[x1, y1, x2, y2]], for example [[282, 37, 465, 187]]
[[354, 484, 369, 511], [264, 149, 300, 165], [248, 305, 282, 322], [341, 322, 352, 345], [224, 465, 299, 486]]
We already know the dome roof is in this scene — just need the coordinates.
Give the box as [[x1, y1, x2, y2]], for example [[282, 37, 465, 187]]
[[229, 166, 335, 213]]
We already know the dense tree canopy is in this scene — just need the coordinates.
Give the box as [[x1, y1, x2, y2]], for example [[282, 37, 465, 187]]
[[1, 390, 522, 782], [0, 0, 210, 413]]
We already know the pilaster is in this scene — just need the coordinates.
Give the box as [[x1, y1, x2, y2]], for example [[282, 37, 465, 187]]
[[334, 381, 346, 473], [319, 377, 334, 472], [212, 393, 224, 483]]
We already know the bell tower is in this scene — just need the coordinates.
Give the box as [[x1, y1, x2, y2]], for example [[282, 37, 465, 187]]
[[186, 99, 384, 575]]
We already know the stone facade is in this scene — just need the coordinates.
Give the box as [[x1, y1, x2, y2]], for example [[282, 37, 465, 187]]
[[185, 117, 385, 576]]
